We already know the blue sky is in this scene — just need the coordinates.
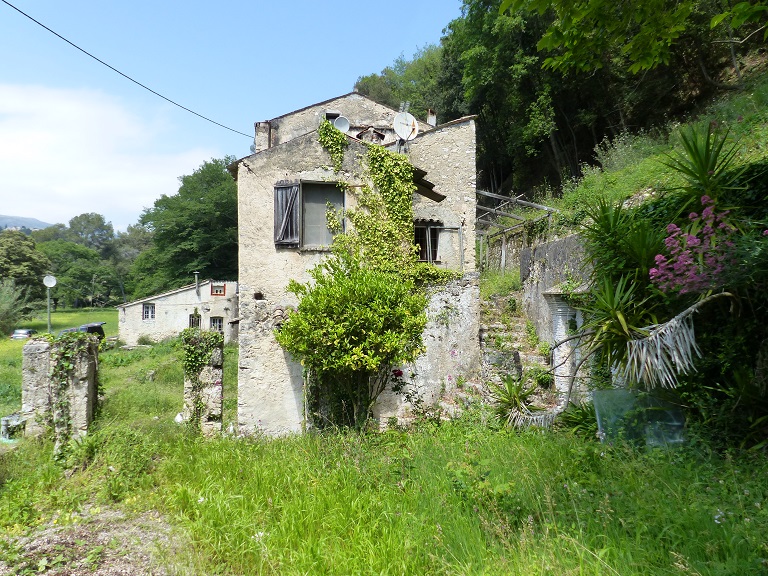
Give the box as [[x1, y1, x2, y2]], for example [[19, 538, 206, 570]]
[[1, 0, 463, 231]]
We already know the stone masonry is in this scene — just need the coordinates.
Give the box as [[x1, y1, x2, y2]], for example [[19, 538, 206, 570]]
[[183, 346, 224, 436], [21, 338, 99, 445]]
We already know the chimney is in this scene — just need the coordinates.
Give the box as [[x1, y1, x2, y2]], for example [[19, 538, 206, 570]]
[[427, 109, 437, 127], [193, 271, 200, 297], [253, 121, 272, 153]]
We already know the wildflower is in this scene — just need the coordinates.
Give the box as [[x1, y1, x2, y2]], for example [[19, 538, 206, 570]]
[[392, 368, 403, 378], [714, 509, 725, 524]]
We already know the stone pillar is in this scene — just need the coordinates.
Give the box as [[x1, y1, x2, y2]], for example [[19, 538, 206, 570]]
[[21, 338, 99, 447], [21, 340, 52, 437], [183, 346, 224, 436]]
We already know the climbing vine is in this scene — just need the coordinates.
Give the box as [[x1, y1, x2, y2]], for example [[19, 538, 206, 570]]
[[318, 119, 349, 173], [180, 328, 223, 432], [49, 332, 95, 458]]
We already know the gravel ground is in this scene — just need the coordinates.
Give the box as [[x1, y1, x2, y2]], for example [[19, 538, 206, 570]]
[[0, 507, 193, 575]]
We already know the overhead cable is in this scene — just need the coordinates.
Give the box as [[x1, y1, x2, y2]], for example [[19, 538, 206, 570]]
[[1, 0, 252, 139]]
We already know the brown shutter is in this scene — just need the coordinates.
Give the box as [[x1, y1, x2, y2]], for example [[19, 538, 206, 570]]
[[274, 180, 299, 246]]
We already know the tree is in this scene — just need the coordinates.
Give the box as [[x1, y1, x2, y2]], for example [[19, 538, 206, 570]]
[[68, 213, 115, 258], [0, 230, 51, 301], [0, 279, 31, 336], [111, 224, 153, 302], [355, 45, 444, 121], [37, 240, 108, 307], [133, 157, 237, 298]]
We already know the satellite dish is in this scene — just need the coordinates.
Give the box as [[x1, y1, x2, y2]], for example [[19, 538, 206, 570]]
[[393, 112, 418, 141], [43, 275, 57, 288], [333, 116, 350, 133]]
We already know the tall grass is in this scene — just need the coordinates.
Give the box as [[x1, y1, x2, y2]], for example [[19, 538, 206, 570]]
[[2, 338, 767, 576]]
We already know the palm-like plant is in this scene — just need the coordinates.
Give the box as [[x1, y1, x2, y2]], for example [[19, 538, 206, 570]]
[[663, 124, 745, 202], [490, 373, 554, 428]]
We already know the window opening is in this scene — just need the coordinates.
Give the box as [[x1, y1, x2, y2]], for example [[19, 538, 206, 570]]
[[142, 303, 155, 320], [210, 317, 224, 332], [274, 180, 343, 248], [211, 282, 226, 296], [189, 314, 201, 328], [415, 220, 441, 263]]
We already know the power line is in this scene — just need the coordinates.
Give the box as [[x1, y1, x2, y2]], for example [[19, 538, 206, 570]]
[[1, 0, 252, 139]]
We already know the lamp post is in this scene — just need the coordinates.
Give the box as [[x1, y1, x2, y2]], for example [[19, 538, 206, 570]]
[[43, 275, 57, 334]]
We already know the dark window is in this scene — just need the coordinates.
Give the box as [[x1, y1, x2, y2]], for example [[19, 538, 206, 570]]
[[302, 183, 343, 247], [210, 317, 224, 332], [415, 220, 441, 263], [189, 314, 201, 328], [142, 303, 155, 320], [274, 180, 343, 248]]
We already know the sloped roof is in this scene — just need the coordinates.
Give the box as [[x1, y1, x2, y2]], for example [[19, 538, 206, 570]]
[[117, 280, 236, 308]]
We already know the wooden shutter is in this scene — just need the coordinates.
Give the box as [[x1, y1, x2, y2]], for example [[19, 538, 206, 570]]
[[274, 180, 299, 246]]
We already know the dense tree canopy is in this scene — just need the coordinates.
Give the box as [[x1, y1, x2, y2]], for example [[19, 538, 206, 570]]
[[132, 157, 238, 299], [0, 230, 51, 301], [355, 0, 762, 194]]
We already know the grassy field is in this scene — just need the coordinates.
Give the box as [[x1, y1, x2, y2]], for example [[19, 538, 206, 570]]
[[0, 308, 118, 418], [0, 337, 766, 574]]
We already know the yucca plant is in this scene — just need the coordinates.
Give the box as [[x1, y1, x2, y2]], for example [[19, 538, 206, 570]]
[[489, 373, 554, 428], [663, 123, 746, 203]]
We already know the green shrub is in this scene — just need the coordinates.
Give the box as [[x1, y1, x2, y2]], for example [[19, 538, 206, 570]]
[[276, 257, 427, 429]]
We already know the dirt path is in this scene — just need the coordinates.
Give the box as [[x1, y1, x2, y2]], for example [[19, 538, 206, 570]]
[[0, 507, 191, 575]]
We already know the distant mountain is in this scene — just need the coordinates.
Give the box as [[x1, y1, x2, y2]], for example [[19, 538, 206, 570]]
[[0, 215, 53, 231]]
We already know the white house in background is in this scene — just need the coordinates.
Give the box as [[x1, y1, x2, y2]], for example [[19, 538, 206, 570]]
[[117, 279, 239, 346]]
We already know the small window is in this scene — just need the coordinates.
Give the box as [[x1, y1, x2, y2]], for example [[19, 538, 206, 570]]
[[189, 314, 201, 328], [415, 220, 441, 263], [211, 282, 226, 296], [274, 180, 343, 248], [210, 317, 224, 332], [142, 303, 155, 320]]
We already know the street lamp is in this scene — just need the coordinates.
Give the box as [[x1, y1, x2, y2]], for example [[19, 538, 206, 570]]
[[43, 275, 57, 334]]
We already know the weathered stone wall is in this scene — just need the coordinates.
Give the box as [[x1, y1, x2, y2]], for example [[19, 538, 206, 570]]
[[374, 273, 481, 424], [521, 234, 587, 343], [408, 118, 477, 273], [183, 346, 224, 436], [118, 281, 239, 346], [21, 338, 99, 443]]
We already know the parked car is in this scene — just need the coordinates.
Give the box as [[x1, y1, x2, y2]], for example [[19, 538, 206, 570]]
[[10, 328, 38, 339], [58, 322, 106, 340]]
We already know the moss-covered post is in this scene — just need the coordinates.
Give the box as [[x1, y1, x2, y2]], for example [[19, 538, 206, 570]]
[[181, 328, 224, 436]]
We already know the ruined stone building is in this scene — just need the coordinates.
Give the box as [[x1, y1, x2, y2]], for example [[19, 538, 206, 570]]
[[231, 93, 481, 435]]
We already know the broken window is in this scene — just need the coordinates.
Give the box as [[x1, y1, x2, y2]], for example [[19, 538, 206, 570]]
[[142, 303, 155, 320], [274, 180, 343, 248], [210, 317, 224, 332], [415, 220, 441, 263]]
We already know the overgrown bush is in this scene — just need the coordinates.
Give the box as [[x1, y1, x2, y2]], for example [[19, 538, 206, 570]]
[[276, 257, 427, 429]]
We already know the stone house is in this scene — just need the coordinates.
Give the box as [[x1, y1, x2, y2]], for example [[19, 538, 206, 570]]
[[232, 92, 481, 435], [117, 278, 239, 346]]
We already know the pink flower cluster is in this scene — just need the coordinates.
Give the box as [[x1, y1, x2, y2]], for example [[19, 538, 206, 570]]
[[649, 196, 735, 294]]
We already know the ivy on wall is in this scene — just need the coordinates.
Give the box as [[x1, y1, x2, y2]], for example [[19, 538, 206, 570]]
[[47, 332, 97, 459], [180, 328, 223, 433], [318, 119, 349, 173]]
